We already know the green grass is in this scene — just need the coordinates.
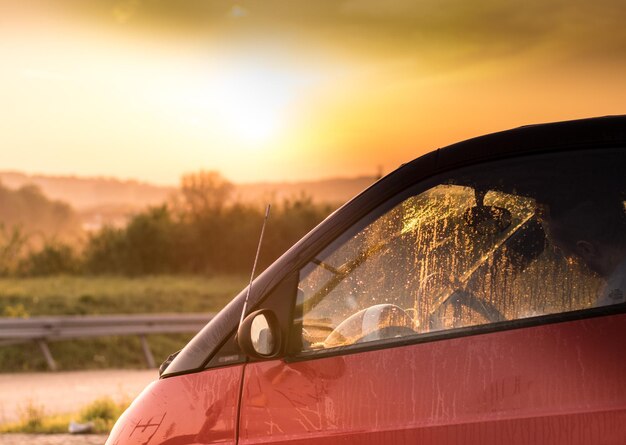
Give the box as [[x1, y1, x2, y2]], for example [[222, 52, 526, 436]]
[[0, 274, 248, 372], [0, 397, 130, 434], [0, 274, 247, 316]]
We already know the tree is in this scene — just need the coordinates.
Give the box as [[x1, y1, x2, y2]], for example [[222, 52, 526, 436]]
[[179, 171, 233, 217], [0, 224, 28, 275]]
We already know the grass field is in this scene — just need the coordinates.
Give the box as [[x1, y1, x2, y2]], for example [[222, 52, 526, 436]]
[[0, 275, 248, 372]]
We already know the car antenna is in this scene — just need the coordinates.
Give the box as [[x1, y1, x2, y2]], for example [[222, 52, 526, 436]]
[[239, 204, 271, 326]]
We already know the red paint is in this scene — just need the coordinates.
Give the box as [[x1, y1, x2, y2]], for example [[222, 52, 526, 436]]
[[239, 314, 626, 444], [107, 315, 626, 444], [106, 364, 243, 445]]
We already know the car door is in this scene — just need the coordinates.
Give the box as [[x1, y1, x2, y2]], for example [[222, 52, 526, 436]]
[[238, 148, 626, 444]]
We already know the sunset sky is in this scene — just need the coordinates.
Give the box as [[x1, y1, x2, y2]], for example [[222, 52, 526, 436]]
[[1, 0, 625, 185]]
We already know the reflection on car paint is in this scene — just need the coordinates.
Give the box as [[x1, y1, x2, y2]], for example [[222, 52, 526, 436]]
[[240, 358, 346, 440], [240, 314, 626, 444], [106, 365, 243, 445]]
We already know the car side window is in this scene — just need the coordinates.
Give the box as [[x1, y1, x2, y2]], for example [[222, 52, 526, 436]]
[[292, 149, 625, 353]]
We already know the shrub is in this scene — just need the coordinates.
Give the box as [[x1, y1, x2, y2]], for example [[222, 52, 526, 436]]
[[18, 243, 79, 276], [79, 397, 129, 432]]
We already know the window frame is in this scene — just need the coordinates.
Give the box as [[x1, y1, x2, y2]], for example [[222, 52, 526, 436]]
[[285, 147, 626, 362]]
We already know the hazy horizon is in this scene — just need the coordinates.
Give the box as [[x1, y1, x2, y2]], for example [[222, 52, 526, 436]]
[[0, 168, 377, 219], [0, 166, 378, 187]]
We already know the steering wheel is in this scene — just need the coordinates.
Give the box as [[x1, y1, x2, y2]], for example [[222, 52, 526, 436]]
[[429, 289, 505, 331], [324, 304, 416, 349]]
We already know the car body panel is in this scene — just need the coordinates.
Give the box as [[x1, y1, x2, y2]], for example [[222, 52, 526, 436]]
[[106, 365, 243, 445], [239, 313, 626, 444]]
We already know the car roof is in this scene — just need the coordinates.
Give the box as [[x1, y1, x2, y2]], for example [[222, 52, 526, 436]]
[[434, 115, 626, 173], [163, 114, 626, 377]]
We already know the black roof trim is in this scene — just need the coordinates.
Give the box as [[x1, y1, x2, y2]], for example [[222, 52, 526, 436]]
[[434, 115, 626, 172]]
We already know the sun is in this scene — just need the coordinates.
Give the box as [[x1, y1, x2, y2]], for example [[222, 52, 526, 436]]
[[205, 59, 310, 147]]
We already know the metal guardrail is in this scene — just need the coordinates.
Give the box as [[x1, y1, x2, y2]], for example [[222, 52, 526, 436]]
[[0, 313, 214, 371]]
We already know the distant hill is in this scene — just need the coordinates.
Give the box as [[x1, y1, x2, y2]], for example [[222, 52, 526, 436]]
[[0, 171, 377, 231], [0, 181, 81, 247], [0, 171, 174, 211], [0, 171, 376, 209]]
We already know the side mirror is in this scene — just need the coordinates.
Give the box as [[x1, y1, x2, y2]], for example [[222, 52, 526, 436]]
[[237, 309, 282, 360], [159, 350, 180, 377]]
